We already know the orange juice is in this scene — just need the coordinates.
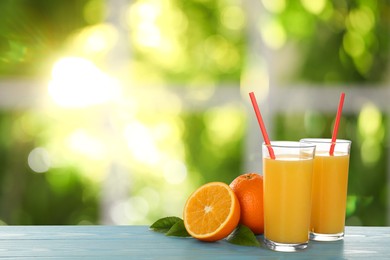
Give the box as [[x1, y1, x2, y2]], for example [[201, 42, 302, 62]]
[[264, 155, 313, 244], [310, 152, 350, 235]]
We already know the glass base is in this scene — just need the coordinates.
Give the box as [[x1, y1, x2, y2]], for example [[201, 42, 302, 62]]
[[263, 238, 308, 252], [310, 232, 344, 241]]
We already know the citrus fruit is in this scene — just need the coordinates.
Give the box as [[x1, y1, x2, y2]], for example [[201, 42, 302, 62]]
[[229, 173, 264, 235], [183, 182, 240, 242]]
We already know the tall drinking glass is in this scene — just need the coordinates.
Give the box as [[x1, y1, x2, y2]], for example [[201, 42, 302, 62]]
[[300, 138, 351, 241], [263, 141, 315, 252]]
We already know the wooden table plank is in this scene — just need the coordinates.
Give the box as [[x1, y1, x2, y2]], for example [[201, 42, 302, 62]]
[[0, 226, 388, 259]]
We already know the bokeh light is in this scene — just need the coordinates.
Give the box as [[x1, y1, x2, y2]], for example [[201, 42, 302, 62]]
[[358, 103, 383, 138], [343, 31, 365, 58], [204, 105, 245, 147], [28, 147, 51, 173], [163, 159, 187, 185], [357, 103, 384, 167], [300, 0, 326, 15], [220, 5, 246, 31], [68, 129, 106, 160], [259, 19, 286, 49], [124, 121, 160, 165], [127, 0, 162, 48], [261, 0, 286, 13], [347, 7, 375, 35], [70, 24, 119, 55], [48, 57, 122, 108]]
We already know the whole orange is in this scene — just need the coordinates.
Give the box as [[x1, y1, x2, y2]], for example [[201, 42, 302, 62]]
[[229, 173, 264, 235]]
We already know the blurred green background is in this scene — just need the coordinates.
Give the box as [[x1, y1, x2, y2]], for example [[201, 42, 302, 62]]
[[0, 0, 388, 226]]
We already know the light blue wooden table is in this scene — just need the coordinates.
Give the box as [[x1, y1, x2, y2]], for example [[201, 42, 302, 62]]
[[0, 226, 388, 259]]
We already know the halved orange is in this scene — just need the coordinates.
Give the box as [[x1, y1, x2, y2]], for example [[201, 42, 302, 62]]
[[183, 182, 240, 242]]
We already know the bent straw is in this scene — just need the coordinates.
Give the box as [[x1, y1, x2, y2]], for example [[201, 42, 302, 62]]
[[249, 92, 276, 159], [329, 92, 346, 156]]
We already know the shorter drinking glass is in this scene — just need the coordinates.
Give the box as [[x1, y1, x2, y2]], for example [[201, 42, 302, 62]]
[[263, 141, 315, 252], [300, 138, 351, 241]]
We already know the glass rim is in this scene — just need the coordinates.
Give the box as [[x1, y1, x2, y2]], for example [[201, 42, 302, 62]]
[[300, 138, 351, 144], [262, 141, 316, 149]]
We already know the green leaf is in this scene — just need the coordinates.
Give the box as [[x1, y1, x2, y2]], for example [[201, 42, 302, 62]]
[[166, 219, 190, 237], [226, 225, 261, 247], [150, 216, 183, 233]]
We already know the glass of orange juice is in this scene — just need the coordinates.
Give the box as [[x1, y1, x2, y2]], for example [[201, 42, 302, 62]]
[[262, 141, 315, 252], [300, 138, 351, 241]]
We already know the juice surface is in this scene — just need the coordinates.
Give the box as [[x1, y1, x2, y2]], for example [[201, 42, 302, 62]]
[[310, 152, 350, 234], [263, 156, 313, 244]]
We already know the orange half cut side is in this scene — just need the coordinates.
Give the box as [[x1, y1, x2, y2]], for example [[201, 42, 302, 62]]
[[183, 182, 240, 242]]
